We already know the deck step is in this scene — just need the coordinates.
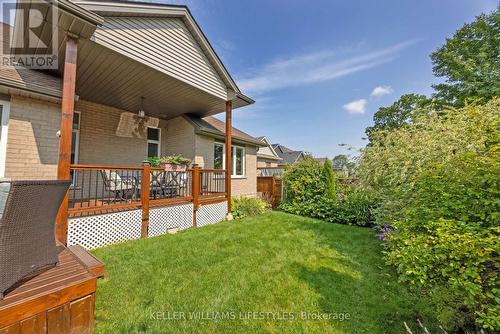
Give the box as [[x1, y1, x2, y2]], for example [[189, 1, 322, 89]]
[[68, 245, 106, 278]]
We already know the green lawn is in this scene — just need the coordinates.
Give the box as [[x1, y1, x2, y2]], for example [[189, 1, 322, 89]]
[[92, 211, 436, 334]]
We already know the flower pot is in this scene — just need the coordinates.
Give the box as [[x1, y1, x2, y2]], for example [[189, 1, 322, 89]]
[[161, 163, 187, 172]]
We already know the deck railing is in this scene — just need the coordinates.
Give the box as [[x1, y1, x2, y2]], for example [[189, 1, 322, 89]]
[[68, 163, 228, 230], [199, 169, 226, 202], [69, 165, 143, 212]]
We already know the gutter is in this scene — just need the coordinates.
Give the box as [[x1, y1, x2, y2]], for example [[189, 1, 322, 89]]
[[57, 0, 104, 26], [236, 92, 255, 105], [0, 77, 62, 99]]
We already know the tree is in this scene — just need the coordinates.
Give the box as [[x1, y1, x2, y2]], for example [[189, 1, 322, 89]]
[[332, 154, 349, 169], [431, 8, 500, 106], [322, 160, 336, 200], [365, 94, 431, 143]]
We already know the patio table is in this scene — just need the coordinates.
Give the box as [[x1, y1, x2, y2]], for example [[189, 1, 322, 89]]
[[136, 171, 188, 199]]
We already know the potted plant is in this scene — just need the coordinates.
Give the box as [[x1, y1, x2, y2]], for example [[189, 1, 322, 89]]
[[159, 155, 191, 171], [145, 156, 161, 168]]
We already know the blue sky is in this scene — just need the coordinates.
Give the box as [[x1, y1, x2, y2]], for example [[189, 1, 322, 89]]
[[159, 0, 497, 158]]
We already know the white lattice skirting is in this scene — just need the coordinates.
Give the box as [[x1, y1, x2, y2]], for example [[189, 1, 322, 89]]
[[68, 201, 227, 250], [196, 201, 228, 227], [68, 209, 142, 250], [149, 203, 194, 237]]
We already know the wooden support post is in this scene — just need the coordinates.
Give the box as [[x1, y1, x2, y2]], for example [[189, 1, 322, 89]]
[[192, 167, 200, 227], [225, 101, 232, 213], [55, 37, 78, 245], [141, 161, 151, 238]]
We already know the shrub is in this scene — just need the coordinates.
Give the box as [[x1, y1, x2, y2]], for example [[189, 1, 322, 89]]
[[386, 220, 499, 331], [358, 99, 500, 331], [231, 197, 269, 219], [328, 190, 374, 227], [280, 157, 333, 219], [282, 157, 326, 204], [280, 157, 375, 226], [323, 160, 336, 201]]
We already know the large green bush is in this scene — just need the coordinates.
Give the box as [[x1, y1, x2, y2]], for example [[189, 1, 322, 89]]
[[359, 99, 500, 331], [282, 157, 327, 204], [280, 157, 374, 226]]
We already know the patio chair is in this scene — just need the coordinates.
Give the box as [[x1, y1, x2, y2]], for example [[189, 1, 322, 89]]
[[162, 171, 189, 197], [100, 170, 138, 202], [150, 171, 165, 199], [0, 179, 71, 299]]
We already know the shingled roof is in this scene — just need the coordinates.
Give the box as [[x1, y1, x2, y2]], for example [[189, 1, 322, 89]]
[[272, 144, 306, 164], [184, 115, 265, 146]]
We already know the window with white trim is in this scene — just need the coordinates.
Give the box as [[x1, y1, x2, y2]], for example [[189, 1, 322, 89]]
[[213, 143, 245, 177], [147, 127, 161, 157], [214, 142, 224, 169], [0, 100, 10, 178], [71, 111, 81, 165]]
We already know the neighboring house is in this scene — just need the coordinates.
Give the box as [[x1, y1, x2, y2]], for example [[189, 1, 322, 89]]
[[0, 0, 257, 247], [256, 136, 282, 168], [272, 144, 306, 166], [255, 137, 283, 176]]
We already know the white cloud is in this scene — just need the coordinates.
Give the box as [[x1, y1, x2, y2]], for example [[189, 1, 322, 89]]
[[371, 85, 393, 96], [237, 40, 418, 94], [343, 99, 367, 114]]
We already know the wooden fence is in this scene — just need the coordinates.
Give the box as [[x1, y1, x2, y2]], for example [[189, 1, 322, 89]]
[[257, 176, 282, 208]]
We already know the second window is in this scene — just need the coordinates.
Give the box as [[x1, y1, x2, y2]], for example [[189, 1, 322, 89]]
[[214, 143, 245, 177]]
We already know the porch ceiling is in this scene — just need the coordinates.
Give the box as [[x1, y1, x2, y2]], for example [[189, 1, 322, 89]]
[[75, 38, 232, 119]]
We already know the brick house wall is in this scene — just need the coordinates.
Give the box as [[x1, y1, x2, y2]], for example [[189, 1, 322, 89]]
[[5, 95, 60, 179], [232, 145, 257, 197]]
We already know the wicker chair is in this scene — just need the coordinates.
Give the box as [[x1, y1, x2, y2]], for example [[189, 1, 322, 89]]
[[0, 180, 71, 299]]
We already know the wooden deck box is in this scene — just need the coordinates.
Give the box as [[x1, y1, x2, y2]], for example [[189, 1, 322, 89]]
[[0, 246, 104, 334]]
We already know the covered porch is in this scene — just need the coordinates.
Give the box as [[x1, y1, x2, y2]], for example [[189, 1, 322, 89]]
[[19, 0, 254, 246]]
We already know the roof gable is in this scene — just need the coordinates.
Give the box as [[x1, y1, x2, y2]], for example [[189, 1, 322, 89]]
[[92, 16, 227, 99], [257, 137, 281, 160], [75, 1, 253, 105]]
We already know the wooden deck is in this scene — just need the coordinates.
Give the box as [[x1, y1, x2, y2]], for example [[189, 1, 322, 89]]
[[0, 246, 103, 334]]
